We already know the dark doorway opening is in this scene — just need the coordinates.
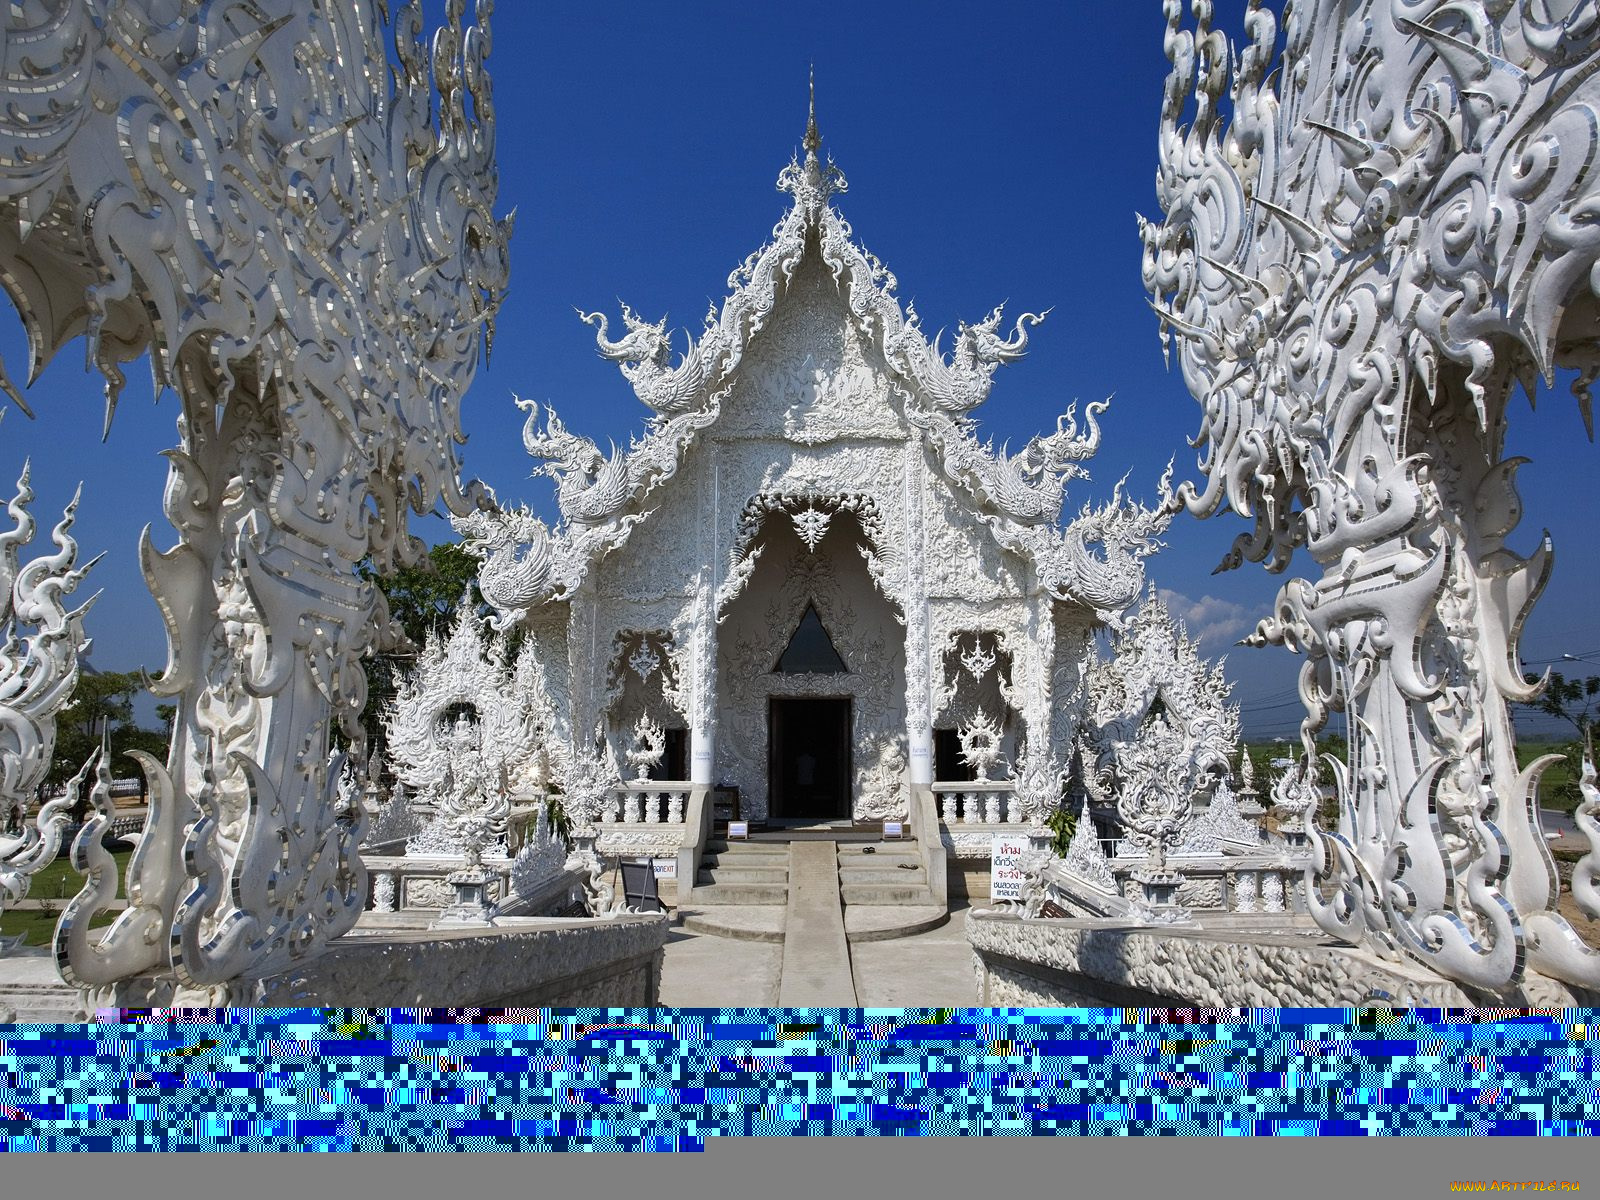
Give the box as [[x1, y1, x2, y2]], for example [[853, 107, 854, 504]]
[[769, 697, 851, 819], [934, 728, 976, 783]]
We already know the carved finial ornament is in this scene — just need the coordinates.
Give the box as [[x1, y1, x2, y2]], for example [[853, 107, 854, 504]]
[[805, 66, 821, 158]]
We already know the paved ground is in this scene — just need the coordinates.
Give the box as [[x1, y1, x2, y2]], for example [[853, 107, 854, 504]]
[[658, 925, 784, 1006], [851, 904, 976, 1007], [658, 900, 979, 1008]]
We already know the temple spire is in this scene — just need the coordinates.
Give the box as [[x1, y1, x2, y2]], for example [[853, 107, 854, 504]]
[[804, 66, 820, 159], [777, 65, 845, 211]]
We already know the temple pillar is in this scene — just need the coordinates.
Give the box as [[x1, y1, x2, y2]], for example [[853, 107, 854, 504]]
[[690, 582, 716, 786], [907, 725, 932, 786], [903, 447, 933, 787]]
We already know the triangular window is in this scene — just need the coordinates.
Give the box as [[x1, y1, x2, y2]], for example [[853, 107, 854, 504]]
[[775, 604, 848, 674]]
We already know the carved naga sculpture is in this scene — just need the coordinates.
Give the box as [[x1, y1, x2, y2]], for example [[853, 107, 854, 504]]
[[1141, 0, 1600, 993], [888, 303, 1047, 419], [0, 465, 98, 926], [519, 398, 631, 526], [580, 305, 724, 421], [0, 1, 510, 1002]]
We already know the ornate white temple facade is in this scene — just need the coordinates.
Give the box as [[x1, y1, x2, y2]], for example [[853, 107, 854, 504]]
[[457, 106, 1176, 837]]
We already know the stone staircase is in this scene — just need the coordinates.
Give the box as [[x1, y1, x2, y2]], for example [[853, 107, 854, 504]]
[[679, 838, 790, 940], [837, 840, 935, 905], [679, 832, 946, 944], [837, 838, 946, 942], [691, 837, 790, 903]]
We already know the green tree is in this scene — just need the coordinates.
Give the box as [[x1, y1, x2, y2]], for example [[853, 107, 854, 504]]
[[49, 669, 169, 805], [1518, 671, 1600, 738], [359, 541, 481, 653]]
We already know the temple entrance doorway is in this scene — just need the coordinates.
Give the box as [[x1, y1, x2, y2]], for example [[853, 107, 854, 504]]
[[769, 697, 851, 820]]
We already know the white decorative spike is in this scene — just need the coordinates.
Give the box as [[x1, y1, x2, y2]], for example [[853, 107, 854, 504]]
[[0, 466, 97, 939]]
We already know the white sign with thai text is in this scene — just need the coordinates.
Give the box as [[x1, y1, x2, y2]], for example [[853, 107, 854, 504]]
[[990, 832, 1030, 902]]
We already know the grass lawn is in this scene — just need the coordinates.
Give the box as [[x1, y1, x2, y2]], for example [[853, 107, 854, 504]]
[[1, 846, 132, 947], [1517, 741, 1587, 814]]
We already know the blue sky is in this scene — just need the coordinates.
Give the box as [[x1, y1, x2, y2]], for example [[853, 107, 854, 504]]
[[1, 1, 1594, 740]]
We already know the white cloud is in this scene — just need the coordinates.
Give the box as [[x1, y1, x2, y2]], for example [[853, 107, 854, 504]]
[[1156, 588, 1255, 649]]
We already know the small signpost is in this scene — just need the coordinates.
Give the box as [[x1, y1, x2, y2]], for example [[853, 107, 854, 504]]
[[728, 820, 749, 841], [990, 832, 1030, 903], [882, 821, 904, 840]]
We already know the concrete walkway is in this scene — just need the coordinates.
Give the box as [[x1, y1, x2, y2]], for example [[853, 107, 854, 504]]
[[658, 896, 981, 1009], [777, 842, 856, 1006]]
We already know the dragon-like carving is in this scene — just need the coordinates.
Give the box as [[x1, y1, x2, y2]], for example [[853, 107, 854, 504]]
[[908, 398, 1106, 526], [1009, 466, 1177, 624], [581, 305, 726, 420], [1141, 0, 1600, 992], [453, 504, 562, 629], [0, 465, 99, 819], [0, 463, 101, 931], [521, 399, 632, 527], [887, 304, 1048, 418]]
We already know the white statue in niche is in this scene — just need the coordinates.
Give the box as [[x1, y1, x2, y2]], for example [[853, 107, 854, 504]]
[[957, 711, 1005, 782], [626, 715, 666, 783]]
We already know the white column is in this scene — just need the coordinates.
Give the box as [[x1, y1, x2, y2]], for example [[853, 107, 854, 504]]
[[689, 586, 716, 785], [690, 719, 715, 786], [903, 445, 933, 786], [907, 725, 932, 786], [691, 452, 719, 787]]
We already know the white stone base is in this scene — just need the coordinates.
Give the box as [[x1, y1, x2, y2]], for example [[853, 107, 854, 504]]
[[967, 910, 1594, 1008]]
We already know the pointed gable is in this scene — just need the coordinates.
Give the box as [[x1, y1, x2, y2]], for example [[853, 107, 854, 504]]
[[775, 603, 848, 674]]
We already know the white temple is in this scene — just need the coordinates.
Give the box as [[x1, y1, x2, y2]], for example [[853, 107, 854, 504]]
[[456, 98, 1180, 844]]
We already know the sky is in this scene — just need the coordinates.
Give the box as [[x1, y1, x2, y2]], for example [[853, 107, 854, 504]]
[[1, 1, 1595, 741]]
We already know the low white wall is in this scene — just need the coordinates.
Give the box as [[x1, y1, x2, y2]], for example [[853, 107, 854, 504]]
[[245, 914, 670, 1007], [967, 910, 1594, 1008]]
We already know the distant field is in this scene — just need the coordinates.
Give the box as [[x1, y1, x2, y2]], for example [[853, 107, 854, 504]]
[[0, 846, 133, 947]]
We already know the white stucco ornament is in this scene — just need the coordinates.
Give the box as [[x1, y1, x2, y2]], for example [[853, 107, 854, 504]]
[[384, 605, 556, 833], [0, 0, 510, 999], [1142, 0, 1600, 991], [957, 712, 1005, 782], [1083, 589, 1242, 850], [0, 463, 98, 927]]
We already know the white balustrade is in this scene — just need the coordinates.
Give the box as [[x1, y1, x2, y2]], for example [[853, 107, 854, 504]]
[[601, 783, 694, 826], [933, 782, 1019, 828]]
